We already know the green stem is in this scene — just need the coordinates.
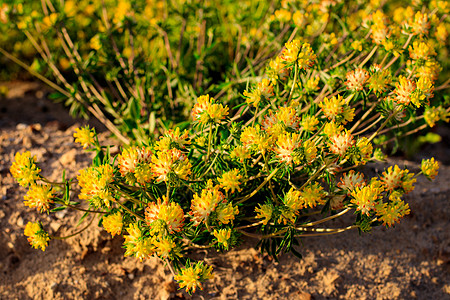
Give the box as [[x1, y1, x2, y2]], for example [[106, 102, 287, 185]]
[[51, 215, 95, 240], [237, 167, 279, 204], [288, 63, 298, 104]]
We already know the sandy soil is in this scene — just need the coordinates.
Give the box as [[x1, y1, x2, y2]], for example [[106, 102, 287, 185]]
[[1, 82, 449, 300]]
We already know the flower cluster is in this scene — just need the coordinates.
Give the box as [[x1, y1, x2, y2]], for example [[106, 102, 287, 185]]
[[9, 0, 449, 295]]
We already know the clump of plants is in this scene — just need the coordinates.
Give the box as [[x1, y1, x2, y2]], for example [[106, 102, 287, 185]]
[[9, 0, 450, 295]]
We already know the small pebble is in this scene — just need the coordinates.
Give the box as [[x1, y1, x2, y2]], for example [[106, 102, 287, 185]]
[[16, 217, 24, 227], [16, 123, 27, 130]]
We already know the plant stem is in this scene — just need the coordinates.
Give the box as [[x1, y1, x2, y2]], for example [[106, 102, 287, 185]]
[[51, 215, 95, 240], [237, 167, 280, 204]]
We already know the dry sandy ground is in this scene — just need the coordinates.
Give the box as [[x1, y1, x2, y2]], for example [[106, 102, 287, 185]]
[[0, 82, 449, 300]]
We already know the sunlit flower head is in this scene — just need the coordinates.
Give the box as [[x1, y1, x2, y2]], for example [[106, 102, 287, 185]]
[[298, 182, 326, 209], [216, 202, 239, 225], [338, 170, 366, 195], [73, 125, 96, 149], [409, 41, 434, 61], [154, 236, 178, 259], [155, 127, 190, 151], [123, 223, 155, 260], [24, 184, 54, 213], [421, 157, 439, 180], [274, 132, 301, 165], [103, 211, 123, 237], [174, 262, 214, 294], [394, 76, 416, 105], [350, 179, 384, 216], [255, 203, 273, 225], [24, 222, 49, 251], [328, 130, 354, 156], [230, 145, 251, 163], [345, 68, 369, 91], [192, 94, 229, 124], [240, 125, 272, 154], [301, 115, 319, 133], [190, 182, 225, 225], [151, 149, 191, 183], [218, 169, 243, 194], [412, 11, 429, 35], [281, 40, 316, 69], [213, 228, 232, 249], [145, 196, 185, 234], [10, 151, 41, 187], [266, 56, 290, 83], [77, 163, 115, 208], [376, 199, 410, 227]]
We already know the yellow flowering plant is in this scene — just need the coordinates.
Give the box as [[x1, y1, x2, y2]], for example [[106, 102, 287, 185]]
[[8, 0, 450, 295]]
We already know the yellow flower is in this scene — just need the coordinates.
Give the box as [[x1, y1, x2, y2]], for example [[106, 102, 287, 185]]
[[394, 76, 416, 105], [376, 199, 410, 227], [301, 115, 319, 132], [283, 188, 302, 211], [114, 0, 131, 24], [409, 41, 434, 61], [411, 76, 434, 107], [299, 183, 326, 209], [117, 147, 139, 177], [415, 60, 440, 82], [123, 223, 154, 260], [154, 236, 177, 258], [243, 88, 262, 107], [134, 163, 153, 185], [435, 23, 448, 45], [304, 76, 320, 93], [351, 40, 363, 52], [266, 56, 290, 83], [424, 106, 449, 127], [73, 125, 96, 149], [10, 151, 41, 187], [368, 67, 391, 95], [421, 158, 439, 180], [323, 122, 344, 137], [319, 95, 355, 124], [240, 125, 272, 154], [354, 137, 373, 165], [191, 94, 229, 124], [328, 130, 354, 156], [145, 196, 185, 234], [230, 145, 251, 163], [155, 127, 190, 151], [190, 182, 225, 225], [350, 180, 384, 216], [292, 11, 306, 27], [24, 184, 54, 213], [281, 40, 316, 69], [102, 212, 123, 237], [218, 169, 243, 194], [412, 11, 429, 35], [174, 262, 214, 294], [151, 149, 191, 183], [78, 164, 115, 208], [216, 202, 239, 225], [381, 165, 416, 193], [345, 68, 369, 91], [274, 9, 291, 23], [275, 132, 301, 165], [213, 228, 232, 249], [24, 222, 49, 251], [255, 203, 273, 225], [338, 170, 366, 195]]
